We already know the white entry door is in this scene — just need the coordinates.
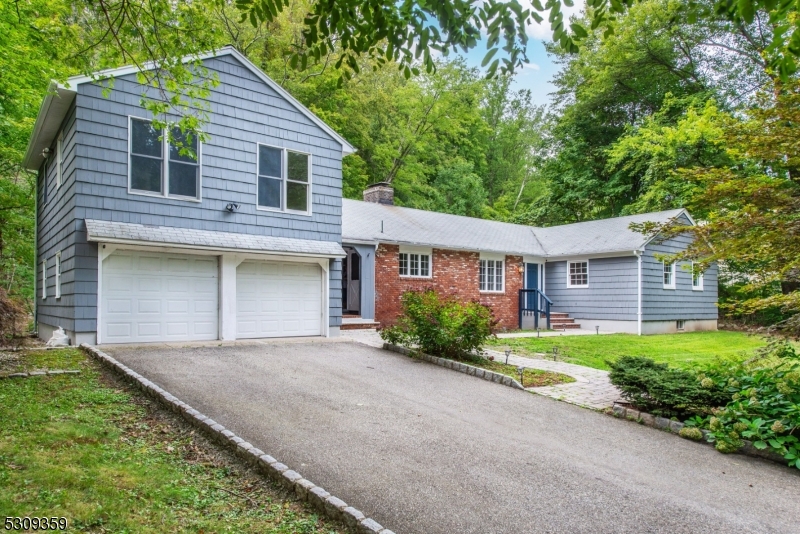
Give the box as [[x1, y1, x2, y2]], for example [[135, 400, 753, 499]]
[[236, 260, 322, 338], [101, 251, 219, 343]]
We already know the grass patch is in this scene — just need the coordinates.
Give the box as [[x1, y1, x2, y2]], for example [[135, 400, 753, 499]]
[[489, 331, 770, 371], [0, 348, 342, 533], [463, 356, 575, 388]]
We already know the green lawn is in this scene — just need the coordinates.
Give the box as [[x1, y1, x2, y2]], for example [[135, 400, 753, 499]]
[[0, 347, 341, 533], [488, 331, 771, 371]]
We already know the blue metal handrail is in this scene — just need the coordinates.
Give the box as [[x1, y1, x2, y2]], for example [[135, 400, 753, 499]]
[[518, 288, 552, 330]]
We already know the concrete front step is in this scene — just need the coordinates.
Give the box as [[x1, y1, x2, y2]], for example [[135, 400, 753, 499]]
[[551, 322, 581, 329], [340, 319, 380, 330]]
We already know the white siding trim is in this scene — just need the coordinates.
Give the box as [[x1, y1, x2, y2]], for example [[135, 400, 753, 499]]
[[55, 251, 61, 299], [56, 131, 63, 189], [41, 259, 47, 300], [636, 251, 643, 336]]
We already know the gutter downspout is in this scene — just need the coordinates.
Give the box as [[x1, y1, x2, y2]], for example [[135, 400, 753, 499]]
[[635, 250, 642, 336]]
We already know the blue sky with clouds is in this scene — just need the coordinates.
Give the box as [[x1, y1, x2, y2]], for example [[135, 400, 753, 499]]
[[444, 3, 584, 107]]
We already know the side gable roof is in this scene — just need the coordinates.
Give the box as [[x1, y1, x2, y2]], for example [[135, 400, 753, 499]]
[[342, 199, 547, 257], [533, 209, 688, 258], [22, 46, 355, 170], [342, 200, 691, 258]]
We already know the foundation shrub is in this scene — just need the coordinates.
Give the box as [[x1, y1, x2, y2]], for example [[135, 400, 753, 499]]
[[695, 340, 800, 467], [379, 289, 497, 359], [608, 356, 731, 419]]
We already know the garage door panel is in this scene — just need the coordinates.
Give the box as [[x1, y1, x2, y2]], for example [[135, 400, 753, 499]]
[[101, 251, 218, 343], [237, 260, 322, 339], [137, 300, 160, 313]]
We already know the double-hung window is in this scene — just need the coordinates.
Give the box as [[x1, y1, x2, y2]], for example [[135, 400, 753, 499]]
[[479, 255, 504, 292], [692, 262, 704, 290], [399, 249, 431, 277], [663, 262, 676, 289], [567, 260, 588, 288], [55, 251, 61, 299], [129, 117, 201, 200], [257, 145, 312, 214]]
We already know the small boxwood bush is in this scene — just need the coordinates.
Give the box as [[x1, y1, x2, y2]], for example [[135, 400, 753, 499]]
[[608, 356, 731, 419], [379, 289, 496, 359]]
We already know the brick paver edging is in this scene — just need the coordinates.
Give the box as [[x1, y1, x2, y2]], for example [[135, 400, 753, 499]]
[[383, 343, 525, 390], [1, 369, 80, 379], [80, 344, 395, 534], [610, 404, 786, 465]]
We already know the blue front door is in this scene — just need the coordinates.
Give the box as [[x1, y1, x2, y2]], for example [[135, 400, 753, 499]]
[[525, 263, 538, 309]]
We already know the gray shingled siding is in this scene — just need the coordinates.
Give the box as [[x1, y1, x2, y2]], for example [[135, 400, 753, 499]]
[[544, 256, 639, 321], [36, 102, 80, 333], [642, 216, 718, 321], [39, 53, 344, 336], [330, 259, 342, 327]]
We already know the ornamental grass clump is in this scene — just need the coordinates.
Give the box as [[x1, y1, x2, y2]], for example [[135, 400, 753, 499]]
[[379, 289, 497, 360]]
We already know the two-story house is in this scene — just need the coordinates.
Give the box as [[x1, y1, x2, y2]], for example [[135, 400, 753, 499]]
[[23, 47, 354, 345]]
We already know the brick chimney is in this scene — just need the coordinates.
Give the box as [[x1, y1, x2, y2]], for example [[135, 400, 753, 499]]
[[363, 182, 394, 205]]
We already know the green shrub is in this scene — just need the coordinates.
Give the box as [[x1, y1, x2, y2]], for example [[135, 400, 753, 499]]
[[679, 427, 704, 441], [379, 289, 496, 359], [698, 340, 800, 467], [607, 356, 731, 419]]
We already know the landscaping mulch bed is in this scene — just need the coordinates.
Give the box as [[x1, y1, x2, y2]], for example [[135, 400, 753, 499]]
[[465, 357, 575, 388]]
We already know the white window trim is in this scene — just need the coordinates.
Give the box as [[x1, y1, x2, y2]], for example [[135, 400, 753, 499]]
[[256, 143, 313, 217], [398, 246, 432, 278], [55, 251, 61, 299], [56, 131, 63, 189], [41, 259, 47, 300], [127, 116, 203, 203], [692, 262, 704, 291], [566, 260, 589, 288], [479, 254, 505, 293], [663, 261, 676, 290], [677, 319, 686, 330]]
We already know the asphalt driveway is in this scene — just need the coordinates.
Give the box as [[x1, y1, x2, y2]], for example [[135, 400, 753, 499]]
[[103, 340, 799, 534]]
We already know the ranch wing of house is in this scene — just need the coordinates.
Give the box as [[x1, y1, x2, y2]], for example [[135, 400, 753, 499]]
[[342, 186, 717, 336]]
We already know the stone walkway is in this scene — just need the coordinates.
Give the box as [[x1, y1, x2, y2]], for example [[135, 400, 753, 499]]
[[483, 348, 621, 410], [342, 329, 622, 410]]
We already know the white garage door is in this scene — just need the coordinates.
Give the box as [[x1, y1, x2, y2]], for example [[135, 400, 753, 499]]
[[101, 251, 219, 343], [236, 260, 322, 338]]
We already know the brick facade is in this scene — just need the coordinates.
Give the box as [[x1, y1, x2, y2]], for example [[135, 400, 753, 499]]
[[374, 244, 523, 329]]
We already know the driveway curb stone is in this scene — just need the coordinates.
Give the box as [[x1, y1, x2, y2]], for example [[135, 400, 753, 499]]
[[611, 403, 786, 464], [80, 343, 392, 534], [383, 343, 525, 390]]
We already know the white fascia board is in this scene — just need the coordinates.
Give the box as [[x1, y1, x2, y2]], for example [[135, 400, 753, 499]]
[[544, 250, 641, 262], [341, 238, 379, 247], [92, 238, 346, 259], [640, 209, 696, 249], [22, 82, 77, 171], [58, 46, 356, 157], [375, 238, 537, 258]]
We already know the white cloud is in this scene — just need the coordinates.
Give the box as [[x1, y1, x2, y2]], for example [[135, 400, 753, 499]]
[[524, 62, 541, 70], [523, 0, 586, 40]]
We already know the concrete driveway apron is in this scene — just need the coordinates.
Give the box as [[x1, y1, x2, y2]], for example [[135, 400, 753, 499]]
[[103, 340, 800, 534]]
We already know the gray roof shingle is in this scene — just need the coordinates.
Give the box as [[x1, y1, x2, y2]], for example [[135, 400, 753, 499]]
[[342, 199, 546, 256], [342, 199, 687, 258], [85, 219, 346, 257]]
